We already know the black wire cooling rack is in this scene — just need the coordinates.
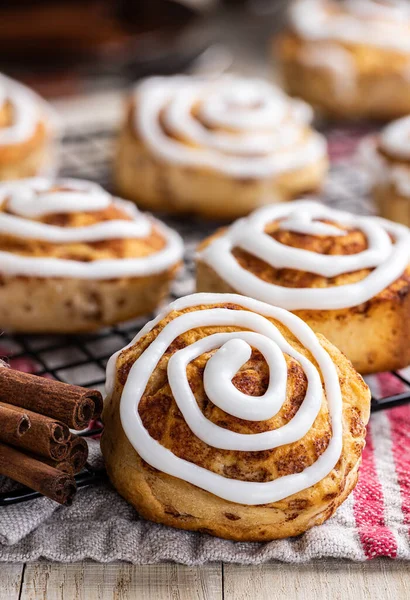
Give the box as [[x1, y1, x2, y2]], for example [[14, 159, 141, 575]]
[[0, 122, 409, 506]]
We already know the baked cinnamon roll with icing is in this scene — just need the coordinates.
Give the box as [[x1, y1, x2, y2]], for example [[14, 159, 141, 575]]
[[363, 115, 410, 227], [0, 178, 183, 333], [277, 0, 410, 119], [102, 293, 370, 541], [114, 75, 328, 219], [0, 74, 59, 180], [197, 201, 410, 374]]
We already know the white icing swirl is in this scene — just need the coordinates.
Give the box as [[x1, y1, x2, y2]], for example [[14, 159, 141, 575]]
[[6, 179, 111, 217], [360, 118, 410, 198], [290, 0, 410, 52], [298, 43, 357, 101], [0, 178, 183, 279], [198, 200, 410, 311], [380, 115, 410, 160], [0, 73, 56, 146], [133, 75, 327, 179], [388, 165, 410, 198], [279, 210, 347, 236], [106, 293, 344, 505]]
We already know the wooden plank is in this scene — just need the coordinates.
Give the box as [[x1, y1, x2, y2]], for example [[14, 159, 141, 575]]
[[224, 561, 410, 600], [15, 559, 410, 599], [20, 562, 223, 600], [0, 563, 24, 600]]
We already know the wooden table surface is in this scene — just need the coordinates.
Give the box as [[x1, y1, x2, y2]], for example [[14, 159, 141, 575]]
[[1, 560, 410, 599]]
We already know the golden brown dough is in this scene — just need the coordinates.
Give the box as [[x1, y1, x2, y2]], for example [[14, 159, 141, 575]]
[[0, 273, 178, 334], [196, 206, 410, 374], [362, 121, 410, 227], [0, 75, 57, 179], [0, 179, 182, 333], [101, 297, 371, 541], [114, 75, 328, 219], [373, 184, 410, 228], [277, 1, 410, 120]]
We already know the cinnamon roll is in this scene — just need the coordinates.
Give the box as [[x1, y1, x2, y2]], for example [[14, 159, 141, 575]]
[[363, 115, 410, 227], [196, 201, 410, 374], [0, 74, 59, 180], [102, 293, 370, 541], [114, 75, 328, 219], [0, 178, 183, 333], [277, 0, 410, 119]]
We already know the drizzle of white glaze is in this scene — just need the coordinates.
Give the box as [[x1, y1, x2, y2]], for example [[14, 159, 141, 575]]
[[290, 0, 410, 52], [344, 0, 410, 20], [279, 209, 347, 236], [298, 43, 357, 100], [198, 200, 410, 311], [389, 165, 410, 197], [0, 73, 58, 147], [107, 293, 343, 505], [360, 120, 410, 198], [380, 115, 410, 160], [133, 75, 327, 179], [5, 178, 111, 217], [0, 178, 183, 279]]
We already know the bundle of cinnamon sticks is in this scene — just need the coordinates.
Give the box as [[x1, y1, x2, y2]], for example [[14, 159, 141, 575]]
[[0, 362, 103, 505]]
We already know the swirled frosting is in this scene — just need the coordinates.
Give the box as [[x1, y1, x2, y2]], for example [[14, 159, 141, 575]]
[[106, 293, 344, 505], [0, 73, 56, 147], [198, 200, 410, 311], [290, 0, 410, 52], [0, 178, 183, 279], [380, 115, 410, 160], [132, 75, 327, 178], [361, 116, 410, 198]]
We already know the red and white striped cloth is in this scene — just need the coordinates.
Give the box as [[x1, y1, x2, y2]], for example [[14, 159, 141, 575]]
[[351, 373, 410, 560]]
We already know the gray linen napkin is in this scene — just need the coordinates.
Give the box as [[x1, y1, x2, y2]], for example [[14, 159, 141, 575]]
[[2, 407, 410, 564], [0, 437, 369, 564]]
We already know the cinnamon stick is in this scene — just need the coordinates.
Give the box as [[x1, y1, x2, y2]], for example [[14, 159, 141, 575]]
[[0, 442, 76, 505], [68, 436, 88, 473], [41, 436, 88, 475], [0, 402, 71, 461], [0, 403, 31, 445], [0, 368, 103, 430], [40, 458, 77, 475]]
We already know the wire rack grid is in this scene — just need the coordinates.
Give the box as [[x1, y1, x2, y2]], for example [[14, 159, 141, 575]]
[[0, 122, 409, 505]]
